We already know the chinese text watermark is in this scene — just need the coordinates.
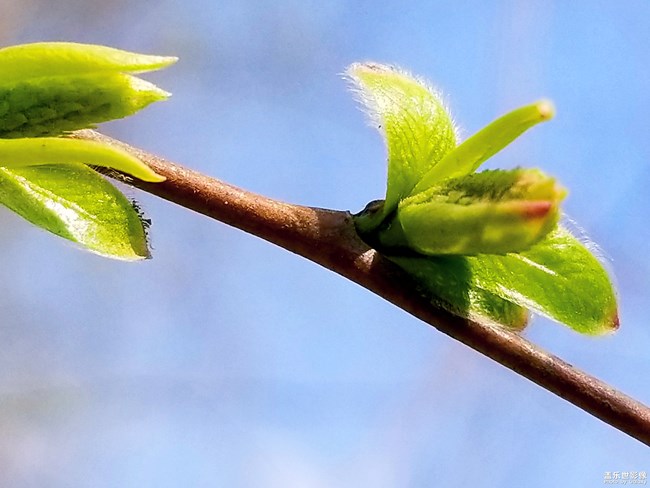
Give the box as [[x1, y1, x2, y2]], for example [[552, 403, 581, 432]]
[[604, 471, 647, 485]]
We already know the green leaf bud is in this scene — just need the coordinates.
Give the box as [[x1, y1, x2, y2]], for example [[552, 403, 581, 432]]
[[0, 73, 169, 138], [378, 168, 566, 255], [0, 42, 176, 138]]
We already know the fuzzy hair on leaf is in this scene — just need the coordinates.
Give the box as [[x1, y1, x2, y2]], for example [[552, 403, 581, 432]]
[[344, 62, 459, 142], [345, 62, 459, 215]]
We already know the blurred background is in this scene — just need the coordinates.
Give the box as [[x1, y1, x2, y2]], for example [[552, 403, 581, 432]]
[[0, 1, 648, 486]]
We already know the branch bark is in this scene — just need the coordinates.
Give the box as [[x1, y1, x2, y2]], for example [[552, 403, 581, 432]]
[[76, 129, 650, 446]]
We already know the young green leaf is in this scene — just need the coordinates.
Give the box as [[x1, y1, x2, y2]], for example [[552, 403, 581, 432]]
[[0, 73, 169, 138], [390, 254, 529, 330], [0, 42, 177, 85], [348, 62, 617, 334], [0, 137, 165, 182], [379, 169, 566, 255], [412, 100, 554, 194], [0, 42, 173, 261], [0, 42, 175, 138], [467, 227, 618, 335], [391, 226, 617, 334], [0, 163, 151, 260], [346, 62, 457, 226]]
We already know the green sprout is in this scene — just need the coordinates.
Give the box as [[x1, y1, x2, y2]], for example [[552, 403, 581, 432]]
[[0, 43, 618, 334], [347, 62, 617, 335], [0, 42, 174, 260]]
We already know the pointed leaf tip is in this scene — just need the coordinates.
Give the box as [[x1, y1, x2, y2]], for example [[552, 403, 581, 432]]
[[0, 73, 172, 138], [611, 312, 620, 331], [0, 42, 178, 84], [0, 138, 165, 182], [536, 99, 555, 120], [413, 100, 556, 193], [519, 200, 553, 218], [468, 227, 618, 335]]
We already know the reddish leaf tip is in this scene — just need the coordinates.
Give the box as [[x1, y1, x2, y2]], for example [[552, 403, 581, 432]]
[[611, 311, 620, 331], [520, 200, 553, 219]]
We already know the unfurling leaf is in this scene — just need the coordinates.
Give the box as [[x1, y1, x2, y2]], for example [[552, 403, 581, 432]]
[[346, 62, 457, 228], [349, 61, 618, 334], [0, 163, 150, 260]]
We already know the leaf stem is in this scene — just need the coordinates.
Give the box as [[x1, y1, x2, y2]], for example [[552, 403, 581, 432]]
[[75, 129, 650, 447]]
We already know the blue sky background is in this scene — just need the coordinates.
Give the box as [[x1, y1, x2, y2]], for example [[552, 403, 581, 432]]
[[1, 1, 648, 486]]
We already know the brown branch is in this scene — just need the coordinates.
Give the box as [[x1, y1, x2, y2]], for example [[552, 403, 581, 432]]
[[76, 129, 650, 446]]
